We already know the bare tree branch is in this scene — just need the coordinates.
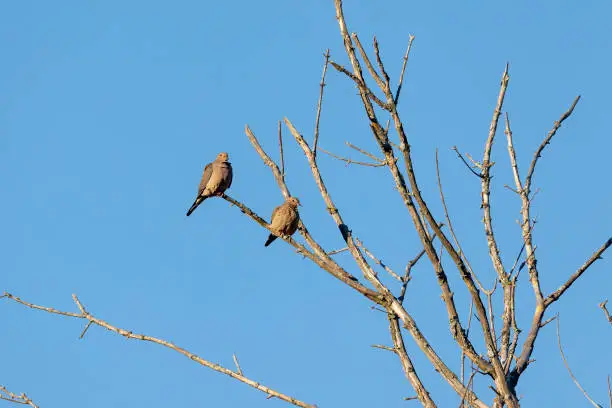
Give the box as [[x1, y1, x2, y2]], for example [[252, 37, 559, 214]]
[[345, 141, 385, 162], [506, 97, 584, 387], [394, 35, 415, 105], [2, 292, 316, 408], [504, 113, 522, 193], [545, 238, 612, 306], [512, 237, 610, 382], [327, 247, 349, 256], [329, 61, 389, 109], [458, 369, 478, 408], [481, 64, 510, 283], [452, 146, 484, 178], [233, 354, 243, 376], [332, 0, 493, 381], [460, 299, 475, 407], [313, 50, 330, 159], [524, 95, 581, 195], [332, 3, 492, 404], [599, 300, 612, 326], [388, 314, 437, 407], [556, 317, 603, 408], [223, 193, 376, 300], [372, 37, 391, 91], [318, 147, 386, 167], [286, 113, 487, 406], [355, 237, 402, 281], [278, 120, 285, 181], [504, 276, 521, 373], [398, 248, 424, 303], [245, 124, 364, 283], [435, 149, 485, 291], [0, 385, 38, 408], [351, 33, 385, 91]]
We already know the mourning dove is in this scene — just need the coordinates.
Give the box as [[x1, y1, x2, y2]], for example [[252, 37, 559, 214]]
[[186, 152, 233, 216], [264, 197, 301, 247]]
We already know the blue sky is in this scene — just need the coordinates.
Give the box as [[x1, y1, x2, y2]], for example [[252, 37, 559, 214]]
[[1, 1, 610, 407]]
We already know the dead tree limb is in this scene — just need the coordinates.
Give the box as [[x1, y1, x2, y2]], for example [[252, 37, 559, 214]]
[[1, 292, 316, 408]]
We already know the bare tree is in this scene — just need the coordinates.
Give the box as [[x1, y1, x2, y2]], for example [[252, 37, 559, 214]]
[[3, 1, 609, 407]]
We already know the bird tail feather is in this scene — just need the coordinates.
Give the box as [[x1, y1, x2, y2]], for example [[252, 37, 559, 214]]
[[264, 234, 277, 247], [186, 196, 207, 216]]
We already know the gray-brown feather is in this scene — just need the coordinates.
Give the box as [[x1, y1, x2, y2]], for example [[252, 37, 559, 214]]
[[269, 202, 299, 236], [198, 163, 213, 194]]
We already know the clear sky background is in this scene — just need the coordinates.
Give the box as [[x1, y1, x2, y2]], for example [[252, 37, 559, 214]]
[[1, 1, 610, 407]]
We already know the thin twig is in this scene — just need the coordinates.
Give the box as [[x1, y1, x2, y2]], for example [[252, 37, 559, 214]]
[[452, 146, 483, 178], [233, 354, 243, 376], [556, 317, 603, 408], [485, 280, 499, 341], [327, 247, 349, 256], [0, 385, 39, 408], [313, 50, 330, 159], [345, 142, 385, 162], [351, 33, 385, 91], [460, 299, 475, 407], [398, 225, 443, 303], [398, 249, 424, 303], [504, 113, 522, 193], [372, 36, 391, 89], [355, 237, 402, 281], [540, 315, 557, 328], [458, 369, 478, 408], [371, 344, 395, 352], [388, 314, 437, 407], [394, 35, 415, 105], [278, 120, 285, 180], [524, 96, 581, 194], [545, 238, 612, 307], [2, 292, 316, 408], [435, 149, 486, 291], [329, 61, 389, 109], [599, 300, 612, 326], [318, 147, 386, 167]]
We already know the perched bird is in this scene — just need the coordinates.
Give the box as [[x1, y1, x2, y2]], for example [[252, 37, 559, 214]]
[[186, 152, 233, 216], [265, 197, 301, 247]]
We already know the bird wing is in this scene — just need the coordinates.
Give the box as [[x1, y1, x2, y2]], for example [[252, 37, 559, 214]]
[[270, 204, 283, 226], [225, 162, 233, 189], [286, 209, 300, 235], [198, 162, 213, 194]]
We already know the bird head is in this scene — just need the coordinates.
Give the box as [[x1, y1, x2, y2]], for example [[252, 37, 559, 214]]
[[216, 152, 229, 161], [287, 197, 301, 207]]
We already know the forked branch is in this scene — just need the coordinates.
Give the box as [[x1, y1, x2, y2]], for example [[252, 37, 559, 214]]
[[388, 314, 436, 407], [1, 292, 316, 408]]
